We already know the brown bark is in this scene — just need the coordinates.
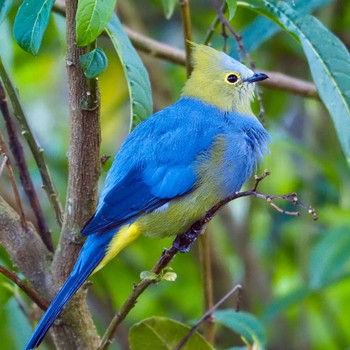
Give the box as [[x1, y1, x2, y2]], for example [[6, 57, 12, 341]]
[[45, 0, 101, 348], [0, 196, 54, 299]]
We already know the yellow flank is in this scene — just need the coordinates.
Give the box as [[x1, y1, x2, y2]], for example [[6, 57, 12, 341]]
[[93, 223, 141, 273]]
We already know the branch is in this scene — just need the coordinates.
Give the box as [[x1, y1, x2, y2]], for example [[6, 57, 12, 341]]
[[98, 170, 316, 349], [262, 71, 318, 99], [0, 80, 53, 252], [0, 265, 49, 310], [52, 4, 319, 100], [0, 195, 54, 302], [174, 284, 243, 350], [97, 244, 181, 350], [179, 0, 193, 76], [47, 0, 101, 348], [0, 57, 64, 227], [125, 27, 319, 99], [0, 133, 27, 229], [203, 1, 228, 45]]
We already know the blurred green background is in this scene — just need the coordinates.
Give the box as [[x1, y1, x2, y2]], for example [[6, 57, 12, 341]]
[[1, 0, 350, 349]]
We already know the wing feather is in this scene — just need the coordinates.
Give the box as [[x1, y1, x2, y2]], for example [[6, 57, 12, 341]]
[[82, 98, 224, 236]]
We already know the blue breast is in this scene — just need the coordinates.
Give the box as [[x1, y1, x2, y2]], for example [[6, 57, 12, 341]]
[[218, 110, 271, 195]]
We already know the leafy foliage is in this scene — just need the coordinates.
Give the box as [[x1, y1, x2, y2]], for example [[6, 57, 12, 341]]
[[76, 0, 117, 46], [309, 226, 350, 290], [239, 0, 334, 53], [106, 14, 153, 130], [215, 310, 266, 348], [239, 0, 350, 164], [79, 47, 108, 78], [13, 0, 55, 55]]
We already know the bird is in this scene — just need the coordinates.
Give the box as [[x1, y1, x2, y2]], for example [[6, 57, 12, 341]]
[[24, 44, 270, 349]]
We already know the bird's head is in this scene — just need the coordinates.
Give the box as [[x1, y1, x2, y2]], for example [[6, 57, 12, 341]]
[[182, 44, 268, 115]]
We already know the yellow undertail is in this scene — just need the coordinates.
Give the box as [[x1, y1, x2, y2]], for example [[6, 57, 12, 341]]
[[93, 223, 141, 274]]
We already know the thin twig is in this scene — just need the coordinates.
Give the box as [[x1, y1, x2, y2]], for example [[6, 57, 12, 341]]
[[203, 1, 228, 45], [0, 80, 54, 251], [98, 170, 316, 349], [0, 265, 49, 311], [98, 245, 180, 350], [179, 0, 193, 76], [0, 57, 64, 228], [0, 134, 27, 229], [174, 284, 243, 350]]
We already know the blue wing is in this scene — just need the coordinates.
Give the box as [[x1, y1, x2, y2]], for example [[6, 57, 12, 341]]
[[82, 97, 225, 236]]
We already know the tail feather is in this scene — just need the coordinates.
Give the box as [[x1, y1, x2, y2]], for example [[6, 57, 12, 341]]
[[24, 233, 110, 350]]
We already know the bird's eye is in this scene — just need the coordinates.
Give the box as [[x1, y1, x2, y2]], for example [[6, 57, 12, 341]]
[[226, 74, 239, 84]]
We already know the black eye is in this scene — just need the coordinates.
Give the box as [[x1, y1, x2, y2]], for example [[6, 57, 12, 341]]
[[226, 74, 239, 83]]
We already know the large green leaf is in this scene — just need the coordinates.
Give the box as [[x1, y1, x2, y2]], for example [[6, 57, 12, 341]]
[[215, 310, 266, 349], [0, 0, 12, 26], [309, 226, 350, 290], [106, 14, 153, 130], [76, 0, 117, 46], [129, 316, 214, 350], [238, 0, 333, 53], [13, 0, 55, 55], [238, 0, 350, 165]]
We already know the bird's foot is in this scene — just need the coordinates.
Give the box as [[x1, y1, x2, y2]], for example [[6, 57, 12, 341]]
[[173, 222, 205, 253]]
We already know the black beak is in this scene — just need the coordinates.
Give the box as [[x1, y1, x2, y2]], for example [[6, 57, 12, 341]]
[[244, 72, 269, 84]]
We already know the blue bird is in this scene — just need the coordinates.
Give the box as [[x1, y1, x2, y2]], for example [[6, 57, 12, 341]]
[[25, 44, 270, 349]]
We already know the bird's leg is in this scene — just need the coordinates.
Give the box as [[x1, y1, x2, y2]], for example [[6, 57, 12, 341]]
[[172, 222, 205, 253], [172, 207, 217, 253]]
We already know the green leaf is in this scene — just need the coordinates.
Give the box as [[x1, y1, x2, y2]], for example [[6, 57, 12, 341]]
[[262, 287, 310, 322], [161, 0, 178, 20], [13, 0, 55, 55], [226, 0, 238, 20], [162, 270, 177, 281], [0, 0, 12, 26], [309, 226, 350, 290], [129, 317, 214, 350], [76, 0, 117, 46], [238, 0, 350, 165], [79, 47, 108, 78], [215, 310, 266, 349], [106, 14, 153, 130], [140, 270, 158, 280], [239, 0, 333, 53]]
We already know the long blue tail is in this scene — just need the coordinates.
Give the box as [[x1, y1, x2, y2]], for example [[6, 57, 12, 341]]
[[24, 233, 113, 350]]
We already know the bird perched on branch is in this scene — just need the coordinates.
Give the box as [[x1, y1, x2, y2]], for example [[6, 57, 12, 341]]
[[25, 44, 270, 349]]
